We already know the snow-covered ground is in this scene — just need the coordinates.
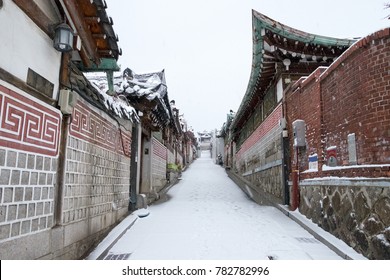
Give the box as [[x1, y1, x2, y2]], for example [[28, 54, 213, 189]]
[[87, 151, 349, 260]]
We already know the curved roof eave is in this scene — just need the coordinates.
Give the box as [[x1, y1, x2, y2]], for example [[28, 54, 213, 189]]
[[229, 10, 356, 134], [253, 10, 355, 47]]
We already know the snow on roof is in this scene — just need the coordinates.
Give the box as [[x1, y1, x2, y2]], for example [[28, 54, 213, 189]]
[[84, 72, 138, 121], [119, 68, 168, 102]]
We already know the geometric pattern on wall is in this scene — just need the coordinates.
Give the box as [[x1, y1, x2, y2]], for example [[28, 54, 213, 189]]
[[0, 84, 61, 156], [70, 101, 131, 157], [153, 137, 167, 160], [235, 104, 282, 163]]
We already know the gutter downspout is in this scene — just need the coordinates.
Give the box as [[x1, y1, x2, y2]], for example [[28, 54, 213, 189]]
[[129, 116, 139, 211], [54, 52, 71, 226]]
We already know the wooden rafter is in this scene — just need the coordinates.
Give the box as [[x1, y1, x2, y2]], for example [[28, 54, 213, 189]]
[[62, 0, 100, 65]]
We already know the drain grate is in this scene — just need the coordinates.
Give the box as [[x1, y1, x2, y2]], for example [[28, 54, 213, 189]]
[[104, 253, 132, 260], [295, 237, 320, 244]]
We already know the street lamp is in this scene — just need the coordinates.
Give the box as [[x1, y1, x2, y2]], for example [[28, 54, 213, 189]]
[[53, 23, 73, 52]]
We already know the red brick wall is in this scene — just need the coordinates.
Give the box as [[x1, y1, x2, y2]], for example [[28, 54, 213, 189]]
[[285, 68, 326, 173], [321, 32, 390, 166], [285, 29, 390, 179]]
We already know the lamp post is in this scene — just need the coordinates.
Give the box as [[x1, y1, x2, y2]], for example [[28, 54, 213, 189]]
[[53, 23, 73, 52]]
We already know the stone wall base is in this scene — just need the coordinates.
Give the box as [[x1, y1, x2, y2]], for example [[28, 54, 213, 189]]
[[299, 179, 390, 259]]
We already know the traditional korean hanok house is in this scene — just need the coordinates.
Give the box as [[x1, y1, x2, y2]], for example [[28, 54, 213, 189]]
[[227, 10, 355, 206], [0, 0, 136, 260], [109, 68, 184, 203]]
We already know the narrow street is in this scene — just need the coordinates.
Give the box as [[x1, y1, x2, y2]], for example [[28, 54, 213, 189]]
[[88, 151, 342, 260]]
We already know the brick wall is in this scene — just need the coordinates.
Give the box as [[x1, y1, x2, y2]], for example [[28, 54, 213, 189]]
[[284, 29, 390, 259], [286, 29, 390, 178], [285, 68, 326, 174], [321, 33, 390, 168]]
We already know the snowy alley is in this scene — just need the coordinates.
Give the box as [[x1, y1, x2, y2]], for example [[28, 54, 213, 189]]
[[87, 151, 344, 260]]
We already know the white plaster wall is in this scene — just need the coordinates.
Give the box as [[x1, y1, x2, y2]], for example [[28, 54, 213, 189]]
[[0, 0, 62, 99], [34, 0, 59, 22]]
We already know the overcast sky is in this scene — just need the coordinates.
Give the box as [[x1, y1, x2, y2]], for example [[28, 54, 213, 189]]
[[106, 0, 389, 134]]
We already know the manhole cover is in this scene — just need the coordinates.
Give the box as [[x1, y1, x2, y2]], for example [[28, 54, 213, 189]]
[[104, 253, 132, 260], [295, 237, 320, 244]]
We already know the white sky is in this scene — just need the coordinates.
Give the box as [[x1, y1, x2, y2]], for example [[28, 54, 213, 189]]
[[106, 0, 389, 134]]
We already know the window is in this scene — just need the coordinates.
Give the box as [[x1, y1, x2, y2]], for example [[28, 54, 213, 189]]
[[263, 87, 276, 118]]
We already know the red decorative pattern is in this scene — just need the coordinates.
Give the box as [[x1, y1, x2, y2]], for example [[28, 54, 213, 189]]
[[0, 85, 61, 156], [236, 104, 282, 160], [153, 138, 167, 160], [70, 101, 131, 157]]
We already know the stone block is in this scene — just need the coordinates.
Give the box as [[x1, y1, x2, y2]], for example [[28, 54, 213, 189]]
[[44, 157, 51, 171], [39, 217, 47, 230], [384, 227, 390, 242], [0, 224, 10, 240], [49, 187, 54, 199], [11, 222, 20, 237], [3, 187, 13, 203], [371, 234, 390, 259], [0, 205, 6, 222], [44, 202, 51, 215], [6, 151, 17, 167], [24, 187, 33, 201], [30, 172, 38, 185], [64, 219, 89, 247], [0, 230, 50, 259], [374, 197, 390, 225], [7, 205, 17, 221], [46, 215, 53, 228], [355, 192, 370, 223], [353, 228, 369, 252], [11, 170, 21, 185], [363, 214, 384, 235], [344, 211, 358, 231], [21, 171, 30, 185], [41, 187, 49, 200], [21, 220, 31, 234], [38, 173, 46, 185], [36, 156, 43, 170], [14, 187, 24, 201], [36, 202, 43, 215], [51, 158, 58, 172], [31, 218, 39, 232], [17, 153, 27, 168], [0, 149, 6, 166], [28, 203, 35, 217], [33, 187, 41, 200], [47, 173, 53, 185], [50, 226, 64, 252], [27, 155, 35, 169], [0, 169, 11, 185], [17, 204, 27, 219]]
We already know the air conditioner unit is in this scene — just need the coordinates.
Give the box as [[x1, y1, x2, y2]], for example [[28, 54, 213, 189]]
[[58, 89, 78, 114]]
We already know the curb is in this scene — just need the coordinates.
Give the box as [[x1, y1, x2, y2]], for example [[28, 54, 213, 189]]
[[275, 204, 367, 260], [226, 169, 367, 260]]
